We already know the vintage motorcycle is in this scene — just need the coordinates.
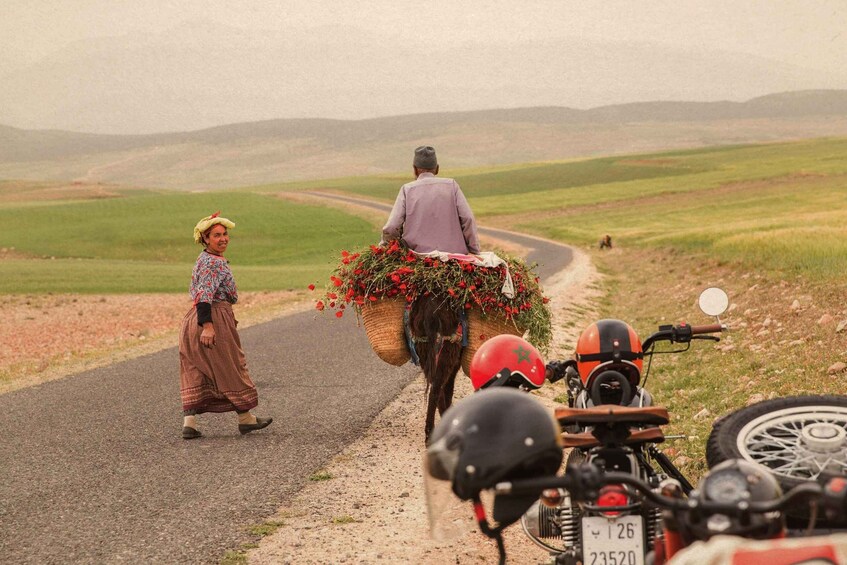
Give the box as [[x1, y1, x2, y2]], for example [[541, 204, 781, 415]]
[[499, 459, 847, 564], [517, 288, 728, 563], [425, 388, 847, 565], [707, 394, 847, 528]]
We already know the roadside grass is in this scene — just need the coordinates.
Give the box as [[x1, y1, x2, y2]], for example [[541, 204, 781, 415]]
[[219, 517, 287, 563], [590, 246, 847, 482], [220, 550, 247, 565], [309, 470, 333, 481], [247, 520, 286, 537]]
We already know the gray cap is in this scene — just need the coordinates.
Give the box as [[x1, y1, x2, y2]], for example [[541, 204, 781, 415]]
[[413, 145, 438, 169]]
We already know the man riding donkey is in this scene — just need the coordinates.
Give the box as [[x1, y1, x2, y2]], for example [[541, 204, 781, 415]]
[[381, 146, 480, 441]]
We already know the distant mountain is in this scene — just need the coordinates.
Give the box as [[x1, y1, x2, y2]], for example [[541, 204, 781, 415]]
[[0, 19, 839, 135], [2, 90, 847, 189]]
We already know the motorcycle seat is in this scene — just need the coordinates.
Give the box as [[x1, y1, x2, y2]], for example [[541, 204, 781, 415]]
[[555, 405, 670, 427], [561, 426, 665, 449]]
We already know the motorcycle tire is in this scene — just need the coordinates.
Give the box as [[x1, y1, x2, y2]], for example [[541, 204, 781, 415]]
[[706, 395, 847, 527]]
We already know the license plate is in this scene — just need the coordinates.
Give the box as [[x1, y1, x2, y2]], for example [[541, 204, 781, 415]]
[[581, 515, 645, 565]]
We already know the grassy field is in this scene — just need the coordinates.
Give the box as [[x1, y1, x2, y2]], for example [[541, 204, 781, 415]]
[[3, 189, 376, 293], [6, 136, 847, 293], [5, 136, 847, 481], [266, 137, 847, 283]]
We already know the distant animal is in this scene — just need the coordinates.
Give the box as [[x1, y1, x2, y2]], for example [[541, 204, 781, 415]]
[[599, 234, 613, 250], [408, 294, 464, 442]]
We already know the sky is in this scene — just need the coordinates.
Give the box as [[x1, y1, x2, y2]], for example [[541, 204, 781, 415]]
[[2, 1, 846, 133]]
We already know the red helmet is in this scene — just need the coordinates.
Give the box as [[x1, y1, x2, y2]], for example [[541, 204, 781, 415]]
[[469, 334, 546, 391], [575, 319, 643, 387]]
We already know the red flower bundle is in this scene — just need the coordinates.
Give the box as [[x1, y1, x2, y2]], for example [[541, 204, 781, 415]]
[[311, 241, 551, 352]]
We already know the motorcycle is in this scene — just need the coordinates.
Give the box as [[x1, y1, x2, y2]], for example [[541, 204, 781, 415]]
[[425, 388, 847, 565], [497, 459, 847, 564], [519, 288, 728, 564], [707, 394, 847, 528]]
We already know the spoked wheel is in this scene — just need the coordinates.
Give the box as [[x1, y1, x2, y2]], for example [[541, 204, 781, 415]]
[[707, 395, 847, 526]]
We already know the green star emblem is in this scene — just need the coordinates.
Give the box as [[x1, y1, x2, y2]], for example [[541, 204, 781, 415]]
[[513, 345, 532, 363]]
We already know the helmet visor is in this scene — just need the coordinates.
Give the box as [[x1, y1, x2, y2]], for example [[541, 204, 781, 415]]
[[425, 435, 461, 482], [424, 434, 471, 540], [423, 460, 473, 541]]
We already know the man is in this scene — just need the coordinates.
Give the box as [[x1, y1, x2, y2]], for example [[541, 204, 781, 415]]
[[381, 146, 480, 254]]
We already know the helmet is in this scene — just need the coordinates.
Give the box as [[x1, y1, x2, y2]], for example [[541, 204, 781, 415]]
[[575, 319, 643, 387], [425, 388, 563, 527], [680, 459, 785, 543], [469, 334, 546, 391]]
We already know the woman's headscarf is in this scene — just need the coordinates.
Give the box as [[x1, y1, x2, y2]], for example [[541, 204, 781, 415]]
[[193, 211, 235, 245]]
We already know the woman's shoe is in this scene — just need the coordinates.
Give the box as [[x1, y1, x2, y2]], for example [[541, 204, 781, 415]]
[[238, 416, 273, 435], [182, 426, 202, 440]]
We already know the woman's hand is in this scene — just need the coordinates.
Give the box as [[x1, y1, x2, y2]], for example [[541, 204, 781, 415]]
[[200, 323, 216, 348]]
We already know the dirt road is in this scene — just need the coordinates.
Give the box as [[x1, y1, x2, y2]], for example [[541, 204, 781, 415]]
[[247, 247, 600, 564]]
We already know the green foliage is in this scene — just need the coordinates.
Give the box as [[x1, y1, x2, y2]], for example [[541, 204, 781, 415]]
[[316, 241, 552, 352], [220, 550, 248, 564]]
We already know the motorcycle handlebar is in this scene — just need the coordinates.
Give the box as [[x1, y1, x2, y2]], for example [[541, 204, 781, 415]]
[[545, 322, 728, 379], [494, 463, 829, 518], [690, 323, 726, 334], [642, 322, 726, 351]]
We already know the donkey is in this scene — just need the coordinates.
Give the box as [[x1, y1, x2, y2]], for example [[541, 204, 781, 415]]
[[408, 294, 464, 442]]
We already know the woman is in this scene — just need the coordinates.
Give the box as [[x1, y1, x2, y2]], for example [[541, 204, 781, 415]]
[[178, 212, 273, 439]]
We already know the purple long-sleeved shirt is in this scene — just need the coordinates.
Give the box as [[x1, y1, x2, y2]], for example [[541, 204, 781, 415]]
[[380, 173, 480, 254]]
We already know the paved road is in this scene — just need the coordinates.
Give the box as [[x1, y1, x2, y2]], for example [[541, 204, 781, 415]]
[[0, 196, 572, 564]]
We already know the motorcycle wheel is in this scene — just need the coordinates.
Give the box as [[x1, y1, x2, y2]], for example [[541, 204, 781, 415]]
[[706, 395, 847, 526]]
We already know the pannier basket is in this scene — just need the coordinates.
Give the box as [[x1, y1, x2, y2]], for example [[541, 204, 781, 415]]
[[461, 309, 524, 376], [361, 299, 411, 366]]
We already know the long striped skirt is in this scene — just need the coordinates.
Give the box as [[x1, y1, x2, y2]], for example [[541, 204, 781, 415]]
[[179, 301, 259, 414]]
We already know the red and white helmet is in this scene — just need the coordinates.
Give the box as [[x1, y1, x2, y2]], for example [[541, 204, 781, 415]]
[[575, 319, 643, 388], [469, 334, 546, 391]]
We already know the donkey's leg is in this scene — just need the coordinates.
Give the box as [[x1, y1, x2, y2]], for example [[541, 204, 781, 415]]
[[440, 369, 458, 413], [424, 379, 439, 441]]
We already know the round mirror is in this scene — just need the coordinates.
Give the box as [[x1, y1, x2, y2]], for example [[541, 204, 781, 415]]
[[699, 287, 729, 317]]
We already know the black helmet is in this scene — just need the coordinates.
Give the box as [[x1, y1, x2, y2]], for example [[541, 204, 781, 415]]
[[681, 459, 785, 542], [425, 388, 563, 528]]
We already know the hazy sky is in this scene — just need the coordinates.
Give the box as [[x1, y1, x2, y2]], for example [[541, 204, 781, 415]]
[[2, 1, 846, 133], [4, 1, 845, 71]]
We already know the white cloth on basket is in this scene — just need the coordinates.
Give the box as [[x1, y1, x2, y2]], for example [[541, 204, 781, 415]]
[[412, 250, 515, 299]]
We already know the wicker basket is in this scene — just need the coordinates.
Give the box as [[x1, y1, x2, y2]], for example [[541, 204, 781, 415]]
[[360, 299, 411, 366], [461, 309, 525, 376]]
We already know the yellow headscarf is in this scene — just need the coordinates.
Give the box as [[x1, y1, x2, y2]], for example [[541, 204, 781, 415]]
[[193, 211, 235, 245]]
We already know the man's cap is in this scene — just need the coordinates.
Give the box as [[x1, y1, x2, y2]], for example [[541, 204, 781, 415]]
[[413, 146, 438, 169]]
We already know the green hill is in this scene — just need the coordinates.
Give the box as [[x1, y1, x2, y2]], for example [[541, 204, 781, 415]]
[[3, 90, 847, 189]]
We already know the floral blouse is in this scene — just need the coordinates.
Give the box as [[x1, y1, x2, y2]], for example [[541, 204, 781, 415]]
[[190, 250, 238, 305]]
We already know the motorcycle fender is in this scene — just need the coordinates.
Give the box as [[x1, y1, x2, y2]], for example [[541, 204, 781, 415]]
[[668, 533, 847, 565]]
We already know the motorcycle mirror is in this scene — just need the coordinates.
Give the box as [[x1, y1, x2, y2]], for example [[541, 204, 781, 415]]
[[698, 287, 729, 317]]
